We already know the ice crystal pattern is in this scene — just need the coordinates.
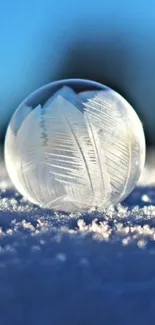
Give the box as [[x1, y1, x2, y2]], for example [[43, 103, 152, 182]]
[[5, 86, 146, 212]]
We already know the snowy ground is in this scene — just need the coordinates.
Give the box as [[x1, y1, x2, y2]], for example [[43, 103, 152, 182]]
[[0, 150, 155, 325]]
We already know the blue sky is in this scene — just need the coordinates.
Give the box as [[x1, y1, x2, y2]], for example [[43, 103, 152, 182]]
[[0, 0, 155, 141]]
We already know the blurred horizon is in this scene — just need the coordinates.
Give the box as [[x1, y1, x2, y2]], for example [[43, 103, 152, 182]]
[[0, 0, 155, 145]]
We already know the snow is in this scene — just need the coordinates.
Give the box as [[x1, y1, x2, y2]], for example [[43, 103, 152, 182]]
[[0, 150, 155, 325]]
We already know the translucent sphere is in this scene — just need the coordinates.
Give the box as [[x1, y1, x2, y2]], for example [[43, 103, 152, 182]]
[[5, 79, 146, 213]]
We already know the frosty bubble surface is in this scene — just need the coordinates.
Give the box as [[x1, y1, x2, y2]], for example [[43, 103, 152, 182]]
[[4, 80, 146, 213]]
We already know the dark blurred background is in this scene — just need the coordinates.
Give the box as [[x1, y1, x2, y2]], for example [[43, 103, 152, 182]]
[[0, 0, 155, 145]]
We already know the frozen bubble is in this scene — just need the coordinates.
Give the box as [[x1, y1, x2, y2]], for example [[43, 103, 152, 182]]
[[5, 79, 146, 213]]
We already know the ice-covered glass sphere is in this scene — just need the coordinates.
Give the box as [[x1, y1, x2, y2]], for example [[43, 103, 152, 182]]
[[5, 79, 146, 213]]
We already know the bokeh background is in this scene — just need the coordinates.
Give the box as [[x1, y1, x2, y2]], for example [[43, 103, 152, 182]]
[[0, 0, 155, 145]]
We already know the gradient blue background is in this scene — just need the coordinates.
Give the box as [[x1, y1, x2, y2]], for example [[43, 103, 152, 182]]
[[0, 0, 155, 143]]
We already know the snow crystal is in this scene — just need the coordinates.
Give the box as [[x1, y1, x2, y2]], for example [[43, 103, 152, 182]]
[[56, 253, 67, 262], [142, 194, 150, 202]]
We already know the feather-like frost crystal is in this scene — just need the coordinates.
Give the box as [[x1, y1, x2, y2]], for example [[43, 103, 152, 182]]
[[4, 82, 146, 212]]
